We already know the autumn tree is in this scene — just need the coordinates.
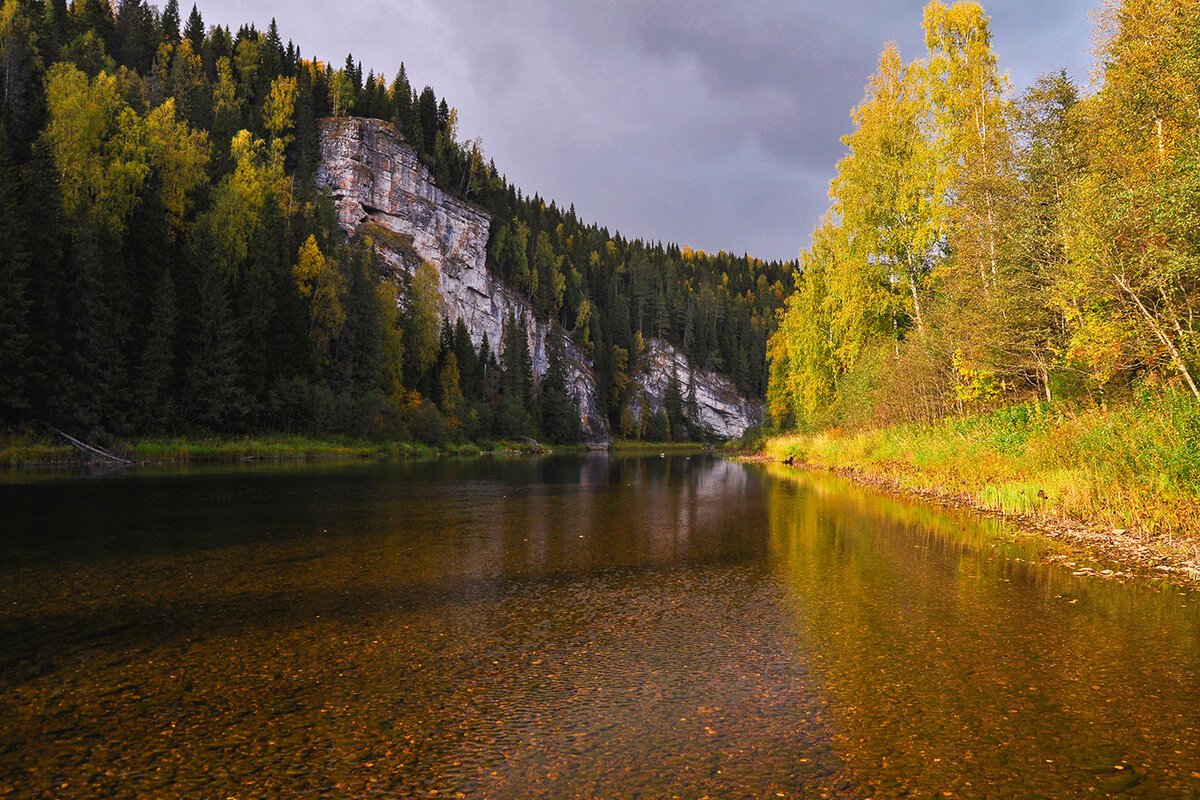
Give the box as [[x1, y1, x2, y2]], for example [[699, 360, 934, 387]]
[[404, 260, 443, 392], [292, 234, 345, 367]]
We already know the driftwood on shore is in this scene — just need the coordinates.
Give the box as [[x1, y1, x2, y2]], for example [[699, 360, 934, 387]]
[[52, 429, 133, 466]]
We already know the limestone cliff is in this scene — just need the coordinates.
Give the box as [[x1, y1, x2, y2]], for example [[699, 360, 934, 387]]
[[316, 116, 761, 442], [317, 117, 608, 441], [626, 339, 763, 440]]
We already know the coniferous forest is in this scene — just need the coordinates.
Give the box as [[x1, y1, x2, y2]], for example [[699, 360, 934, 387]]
[[0, 0, 796, 447]]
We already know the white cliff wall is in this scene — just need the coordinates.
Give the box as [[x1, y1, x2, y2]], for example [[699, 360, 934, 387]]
[[317, 116, 763, 442], [627, 339, 763, 440], [316, 117, 609, 441]]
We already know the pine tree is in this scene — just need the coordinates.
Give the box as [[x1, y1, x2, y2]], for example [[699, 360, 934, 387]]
[[160, 0, 181, 44], [63, 222, 129, 438], [497, 312, 535, 437], [184, 3, 204, 51], [1, 0, 44, 144], [134, 269, 178, 428], [416, 85, 437, 154], [114, 0, 157, 74], [185, 260, 243, 429], [0, 123, 31, 420], [391, 63, 412, 131], [540, 333, 581, 443], [664, 367, 685, 441]]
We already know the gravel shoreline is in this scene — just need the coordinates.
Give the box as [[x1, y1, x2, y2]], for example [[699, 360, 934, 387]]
[[743, 455, 1200, 589]]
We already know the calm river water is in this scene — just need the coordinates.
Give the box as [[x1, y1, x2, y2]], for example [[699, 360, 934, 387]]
[[2, 455, 1199, 798]]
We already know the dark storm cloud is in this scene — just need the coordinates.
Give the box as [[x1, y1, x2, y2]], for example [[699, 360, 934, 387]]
[[195, 0, 1095, 261]]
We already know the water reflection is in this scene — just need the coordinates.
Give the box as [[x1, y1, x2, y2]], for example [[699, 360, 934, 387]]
[[0, 456, 836, 798], [765, 465, 1200, 797], [0, 457, 1197, 797]]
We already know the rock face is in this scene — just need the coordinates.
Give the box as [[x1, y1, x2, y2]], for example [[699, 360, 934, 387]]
[[317, 117, 608, 441], [316, 116, 761, 442], [626, 339, 764, 440]]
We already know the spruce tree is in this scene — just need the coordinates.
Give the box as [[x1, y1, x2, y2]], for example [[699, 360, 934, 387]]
[[113, 0, 157, 73], [186, 260, 244, 430], [160, 0, 181, 43], [134, 270, 178, 429], [184, 4, 204, 51], [452, 318, 481, 398], [540, 334, 581, 443], [391, 63, 412, 131], [43, 0, 71, 59], [497, 312, 534, 437], [0, 125, 31, 420], [685, 376, 702, 441], [76, 0, 117, 56], [0, 0, 43, 145], [262, 18, 283, 78], [63, 222, 129, 438], [664, 368, 684, 441], [416, 86, 437, 154]]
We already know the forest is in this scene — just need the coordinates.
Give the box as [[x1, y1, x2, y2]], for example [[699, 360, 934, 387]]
[[767, 0, 1200, 433], [0, 0, 795, 447]]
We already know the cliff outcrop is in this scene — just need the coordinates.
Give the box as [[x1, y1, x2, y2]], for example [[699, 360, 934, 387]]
[[316, 117, 761, 442], [317, 117, 608, 441], [626, 339, 763, 440]]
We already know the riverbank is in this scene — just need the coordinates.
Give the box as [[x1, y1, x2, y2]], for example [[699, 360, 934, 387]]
[[0, 434, 563, 466], [760, 392, 1200, 586], [1, 433, 711, 466]]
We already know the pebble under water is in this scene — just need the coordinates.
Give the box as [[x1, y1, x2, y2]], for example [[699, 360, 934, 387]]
[[1, 455, 1198, 797]]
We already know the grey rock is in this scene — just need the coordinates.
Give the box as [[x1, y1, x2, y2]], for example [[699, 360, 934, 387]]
[[316, 116, 760, 442], [626, 339, 763, 440]]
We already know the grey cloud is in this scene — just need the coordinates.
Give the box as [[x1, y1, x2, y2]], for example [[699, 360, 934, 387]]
[[195, 0, 1095, 261]]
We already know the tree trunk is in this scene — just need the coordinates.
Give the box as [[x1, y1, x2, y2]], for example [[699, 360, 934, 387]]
[[909, 275, 925, 336], [1115, 274, 1200, 400]]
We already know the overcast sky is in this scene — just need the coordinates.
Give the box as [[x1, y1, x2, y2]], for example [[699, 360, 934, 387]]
[[195, 0, 1097, 262]]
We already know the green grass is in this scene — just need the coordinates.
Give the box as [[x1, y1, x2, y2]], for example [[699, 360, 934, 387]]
[[610, 440, 708, 453], [764, 390, 1200, 542], [2, 433, 715, 467], [0, 434, 572, 466], [0, 437, 75, 465]]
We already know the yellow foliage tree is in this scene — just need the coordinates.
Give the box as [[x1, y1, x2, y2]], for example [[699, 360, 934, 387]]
[[43, 63, 149, 235], [143, 98, 209, 234], [207, 130, 287, 271], [293, 235, 346, 365], [262, 75, 298, 144]]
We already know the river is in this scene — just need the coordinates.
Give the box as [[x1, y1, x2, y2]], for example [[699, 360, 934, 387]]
[[2, 455, 1198, 797]]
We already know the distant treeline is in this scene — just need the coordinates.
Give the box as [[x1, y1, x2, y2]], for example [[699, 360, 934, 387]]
[[0, 0, 794, 444], [768, 0, 1200, 430]]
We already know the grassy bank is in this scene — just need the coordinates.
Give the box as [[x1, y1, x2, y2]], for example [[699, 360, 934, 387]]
[[0, 434, 556, 466], [764, 391, 1200, 554], [610, 440, 711, 453], [0, 432, 724, 467]]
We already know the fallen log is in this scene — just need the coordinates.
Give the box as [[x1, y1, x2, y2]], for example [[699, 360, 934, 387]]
[[53, 429, 133, 465]]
